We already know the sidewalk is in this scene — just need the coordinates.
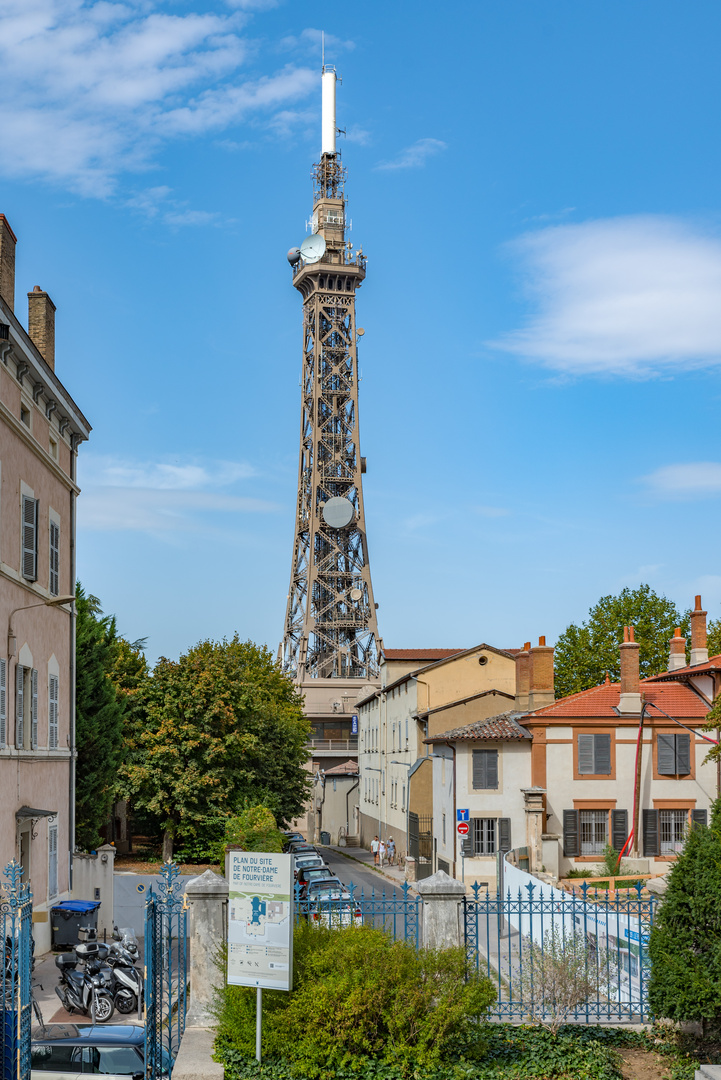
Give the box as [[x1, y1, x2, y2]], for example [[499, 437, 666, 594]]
[[327, 845, 416, 892]]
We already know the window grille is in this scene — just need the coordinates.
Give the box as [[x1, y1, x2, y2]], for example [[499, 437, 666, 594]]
[[660, 809, 687, 854], [472, 817, 496, 855], [580, 809, 608, 855]]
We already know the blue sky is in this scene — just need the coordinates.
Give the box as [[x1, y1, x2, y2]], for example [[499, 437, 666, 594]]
[[3, 0, 721, 662]]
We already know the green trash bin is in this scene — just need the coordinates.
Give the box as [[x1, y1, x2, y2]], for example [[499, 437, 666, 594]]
[[320, 831, 331, 846]]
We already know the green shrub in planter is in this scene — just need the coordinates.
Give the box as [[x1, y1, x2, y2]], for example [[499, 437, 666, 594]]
[[214, 922, 495, 1077]]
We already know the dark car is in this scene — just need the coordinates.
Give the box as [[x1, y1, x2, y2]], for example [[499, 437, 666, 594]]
[[282, 831, 305, 843], [296, 867, 336, 897], [285, 841, 316, 855], [31, 1024, 161, 1080]]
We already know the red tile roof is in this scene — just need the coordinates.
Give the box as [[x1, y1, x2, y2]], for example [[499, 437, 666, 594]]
[[383, 649, 465, 661], [323, 760, 359, 776], [646, 655, 721, 680], [427, 712, 531, 742], [527, 679, 709, 720]]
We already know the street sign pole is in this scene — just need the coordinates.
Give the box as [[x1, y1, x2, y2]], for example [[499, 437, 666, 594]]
[[256, 988, 262, 1062]]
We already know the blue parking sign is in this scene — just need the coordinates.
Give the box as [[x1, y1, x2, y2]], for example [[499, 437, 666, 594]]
[[457, 809, 469, 822]]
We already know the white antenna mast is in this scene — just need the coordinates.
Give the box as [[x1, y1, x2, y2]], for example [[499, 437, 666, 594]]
[[321, 39, 336, 156], [322, 30, 325, 70]]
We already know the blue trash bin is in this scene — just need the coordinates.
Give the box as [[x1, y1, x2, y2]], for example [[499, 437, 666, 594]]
[[50, 901, 100, 950]]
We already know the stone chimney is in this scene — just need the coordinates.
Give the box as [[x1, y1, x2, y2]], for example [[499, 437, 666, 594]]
[[515, 642, 531, 711], [690, 595, 709, 666], [668, 627, 686, 671], [0, 215, 17, 311], [618, 625, 642, 714], [28, 286, 56, 370], [528, 636, 554, 711]]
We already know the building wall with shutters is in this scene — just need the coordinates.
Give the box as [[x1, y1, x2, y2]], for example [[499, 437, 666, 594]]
[[433, 739, 532, 888], [537, 718, 718, 876], [0, 270, 90, 952]]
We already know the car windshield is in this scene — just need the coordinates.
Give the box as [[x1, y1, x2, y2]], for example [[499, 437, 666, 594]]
[[312, 890, 349, 901], [295, 857, 322, 866]]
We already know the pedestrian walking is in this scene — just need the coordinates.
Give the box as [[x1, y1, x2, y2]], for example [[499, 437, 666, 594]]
[[378, 839, 386, 867], [387, 837, 396, 866], [371, 836, 379, 864]]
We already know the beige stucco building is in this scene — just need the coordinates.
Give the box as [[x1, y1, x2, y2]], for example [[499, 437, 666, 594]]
[[0, 215, 90, 949], [357, 644, 520, 857], [427, 603, 720, 890]]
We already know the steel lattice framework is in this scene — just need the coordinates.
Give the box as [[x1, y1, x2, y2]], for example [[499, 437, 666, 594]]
[[281, 152, 381, 681]]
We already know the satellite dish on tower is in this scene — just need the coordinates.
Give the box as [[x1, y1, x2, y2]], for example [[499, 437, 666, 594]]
[[322, 496, 354, 529], [350, 587, 363, 602], [300, 234, 326, 264], [287, 247, 301, 265]]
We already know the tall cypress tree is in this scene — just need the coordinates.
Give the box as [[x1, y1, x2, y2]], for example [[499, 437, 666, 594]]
[[75, 584, 126, 850], [648, 798, 721, 1032]]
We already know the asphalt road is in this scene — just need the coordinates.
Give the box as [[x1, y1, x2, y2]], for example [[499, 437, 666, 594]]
[[320, 849, 388, 896]]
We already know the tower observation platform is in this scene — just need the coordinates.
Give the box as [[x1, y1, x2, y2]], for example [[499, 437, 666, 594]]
[[280, 67, 381, 790]]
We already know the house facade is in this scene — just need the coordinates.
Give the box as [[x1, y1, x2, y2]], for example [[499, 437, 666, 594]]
[[357, 644, 520, 854], [425, 603, 720, 889], [0, 215, 90, 949]]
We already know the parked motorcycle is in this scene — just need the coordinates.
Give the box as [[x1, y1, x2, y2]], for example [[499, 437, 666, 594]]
[[107, 927, 143, 1015], [54, 932, 115, 1023]]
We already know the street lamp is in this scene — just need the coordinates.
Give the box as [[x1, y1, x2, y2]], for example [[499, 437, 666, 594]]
[[8, 594, 75, 656]]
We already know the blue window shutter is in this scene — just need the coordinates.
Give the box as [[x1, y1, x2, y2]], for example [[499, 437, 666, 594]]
[[15, 664, 24, 748], [31, 668, 38, 749], [657, 734, 676, 775], [577, 734, 594, 774], [675, 734, 691, 775]]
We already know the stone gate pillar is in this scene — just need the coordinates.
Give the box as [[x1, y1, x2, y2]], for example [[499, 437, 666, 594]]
[[185, 869, 229, 1027], [416, 870, 466, 949]]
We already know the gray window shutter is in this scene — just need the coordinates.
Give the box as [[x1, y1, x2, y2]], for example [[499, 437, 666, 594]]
[[594, 734, 612, 775], [643, 809, 659, 857], [21, 496, 38, 581], [675, 734, 691, 775], [611, 809, 628, 853], [0, 658, 5, 748], [486, 750, 499, 789], [15, 664, 24, 748], [578, 734, 595, 774], [692, 809, 708, 829], [31, 668, 38, 749], [49, 522, 59, 596], [472, 750, 486, 789], [498, 818, 512, 853], [563, 810, 580, 856], [657, 734, 676, 775], [48, 675, 59, 749]]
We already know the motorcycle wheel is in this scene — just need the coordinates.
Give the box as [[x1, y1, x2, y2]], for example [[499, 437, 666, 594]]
[[93, 992, 115, 1023], [115, 990, 137, 1015]]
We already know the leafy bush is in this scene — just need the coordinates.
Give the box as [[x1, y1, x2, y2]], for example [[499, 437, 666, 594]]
[[218, 805, 284, 863], [566, 868, 593, 878], [649, 797, 721, 1033], [214, 922, 495, 1077]]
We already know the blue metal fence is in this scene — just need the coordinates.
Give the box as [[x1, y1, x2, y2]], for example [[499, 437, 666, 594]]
[[464, 880, 657, 1023], [294, 880, 421, 946], [144, 863, 188, 1080], [1, 861, 32, 1080]]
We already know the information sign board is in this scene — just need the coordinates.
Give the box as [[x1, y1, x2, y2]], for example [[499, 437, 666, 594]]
[[226, 851, 293, 991], [351, 714, 358, 735]]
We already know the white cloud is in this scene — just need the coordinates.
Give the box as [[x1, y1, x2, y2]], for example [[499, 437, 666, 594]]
[[279, 28, 355, 53], [375, 138, 447, 171], [492, 216, 721, 377], [77, 454, 276, 532], [642, 462, 721, 499], [0, 0, 315, 196]]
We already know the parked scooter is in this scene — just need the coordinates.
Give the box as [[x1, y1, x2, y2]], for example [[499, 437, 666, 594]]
[[107, 927, 143, 1015], [54, 928, 115, 1022]]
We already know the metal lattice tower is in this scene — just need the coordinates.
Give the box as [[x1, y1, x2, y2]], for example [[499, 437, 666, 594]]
[[281, 68, 381, 683]]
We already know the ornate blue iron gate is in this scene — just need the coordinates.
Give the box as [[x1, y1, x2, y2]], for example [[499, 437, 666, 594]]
[[144, 863, 188, 1080], [465, 881, 657, 1023], [1, 861, 32, 1080], [295, 880, 421, 945]]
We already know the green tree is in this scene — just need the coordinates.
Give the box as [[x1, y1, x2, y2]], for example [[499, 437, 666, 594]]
[[554, 585, 690, 699], [119, 636, 311, 860], [648, 799, 721, 1033], [221, 805, 284, 858], [708, 617, 721, 659], [75, 584, 126, 850]]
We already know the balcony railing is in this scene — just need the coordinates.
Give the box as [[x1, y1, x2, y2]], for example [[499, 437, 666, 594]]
[[308, 738, 359, 752]]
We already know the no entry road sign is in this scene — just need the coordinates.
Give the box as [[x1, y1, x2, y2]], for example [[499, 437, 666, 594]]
[[457, 822, 469, 836]]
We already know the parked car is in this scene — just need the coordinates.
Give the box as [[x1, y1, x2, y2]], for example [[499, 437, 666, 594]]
[[30, 1024, 167, 1080], [295, 867, 337, 897], [286, 841, 316, 855], [305, 882, 362, 928], [293, 854, 325, 880], [282, 831, 305, 843]]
